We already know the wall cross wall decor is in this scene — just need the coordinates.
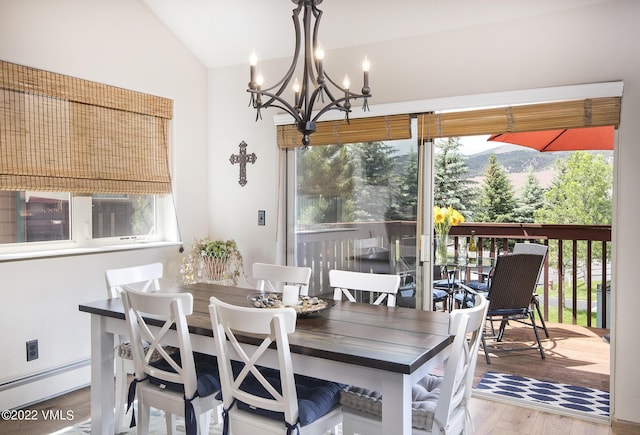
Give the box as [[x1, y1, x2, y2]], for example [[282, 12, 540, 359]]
[[229, 141, 257, 186]]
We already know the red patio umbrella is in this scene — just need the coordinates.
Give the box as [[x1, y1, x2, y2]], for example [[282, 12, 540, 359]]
[[487, 125, 614, 152]]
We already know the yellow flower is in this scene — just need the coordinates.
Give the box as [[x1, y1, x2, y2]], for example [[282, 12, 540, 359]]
[[433, 206, 446, 224], [433, 205, 464, 235]]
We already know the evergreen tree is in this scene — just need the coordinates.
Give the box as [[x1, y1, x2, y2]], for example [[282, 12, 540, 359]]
[[388, 147, 418, 220], [477, 154, 516, 222], [350, 142, 398, 222], [433, 137, 476, 219], [296, 145, 354, 224], [514, 167, 545, 223]]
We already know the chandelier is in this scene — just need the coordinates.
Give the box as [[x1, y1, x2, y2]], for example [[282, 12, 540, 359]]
[[247, 0, 371, 147]]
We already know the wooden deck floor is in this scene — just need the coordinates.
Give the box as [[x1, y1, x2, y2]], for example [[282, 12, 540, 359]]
[[473, 320, 611, 392]]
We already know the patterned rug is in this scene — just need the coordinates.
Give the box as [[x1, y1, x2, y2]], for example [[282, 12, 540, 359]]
[[475, 371, 609, 419]]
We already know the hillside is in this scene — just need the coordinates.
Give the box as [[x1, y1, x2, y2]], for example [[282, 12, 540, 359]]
[[465, 146, 571, 178]]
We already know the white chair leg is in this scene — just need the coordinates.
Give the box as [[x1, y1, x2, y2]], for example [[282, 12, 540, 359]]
[[164, 412, 176, 435], [137, 401, 151, 435], [198, 409, 212, 434], [114, 357, 128, 433]]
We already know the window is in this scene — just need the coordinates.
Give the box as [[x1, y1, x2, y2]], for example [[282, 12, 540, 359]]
[[92, 194, 156, 239], [0, 61, 174, 253], [0, 191, 70, 243]]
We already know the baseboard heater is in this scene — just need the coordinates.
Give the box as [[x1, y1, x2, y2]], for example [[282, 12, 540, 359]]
[[0, 358, 91, 406]]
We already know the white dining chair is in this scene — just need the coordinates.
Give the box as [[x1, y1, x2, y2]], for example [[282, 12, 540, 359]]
[[122, 288, 221, 435], [105, 262, 166, 433], [253, 262, 312, 296], [329, 269, 401, 307], [208, 296, 343, 434], [340, 293, 488, 435]]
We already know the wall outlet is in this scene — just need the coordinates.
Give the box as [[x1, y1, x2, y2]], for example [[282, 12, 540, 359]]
[[26, 339, 38, 361], [258, 210, 265, 226]]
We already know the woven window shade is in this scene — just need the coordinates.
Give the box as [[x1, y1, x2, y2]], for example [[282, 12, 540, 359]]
[[418, 97, 621, 141], [0, 60, 173, 194], [277, 114, 411, 148]]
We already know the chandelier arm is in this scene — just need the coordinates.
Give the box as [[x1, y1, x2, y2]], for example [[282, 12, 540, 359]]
[[310, 93, 371, 123], [260, 4, 304, 107], [250, 89, 303, 124]]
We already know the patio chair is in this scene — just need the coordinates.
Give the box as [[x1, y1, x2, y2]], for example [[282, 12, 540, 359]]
[[512, 242, 549, 338], [329, 269, 401, 307], [253, 262, 312, 296], [340, 292, 488, 434], [208, 296, 343, 434], [122, 288, 221, 435], [478, 253, 546, 364]]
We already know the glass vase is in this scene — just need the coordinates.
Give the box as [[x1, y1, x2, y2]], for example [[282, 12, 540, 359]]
[[435, 233, 449, 265]]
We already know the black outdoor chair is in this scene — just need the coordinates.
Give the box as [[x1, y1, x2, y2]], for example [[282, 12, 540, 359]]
[[470, 253, 547, 364]]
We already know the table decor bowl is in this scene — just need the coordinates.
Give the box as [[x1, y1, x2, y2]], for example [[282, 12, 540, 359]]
[[247, 293, 335, 317]]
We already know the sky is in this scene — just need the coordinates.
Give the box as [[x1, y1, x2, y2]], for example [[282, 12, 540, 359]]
[[459, 134, 494, 155]]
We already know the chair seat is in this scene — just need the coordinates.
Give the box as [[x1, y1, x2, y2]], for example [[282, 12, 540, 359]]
[[465, 280, 488, 292], [433, 288, 448, 302], [229, 362, 343, 427], [146, 352, 221, 398], [340, 374, 443, 431]]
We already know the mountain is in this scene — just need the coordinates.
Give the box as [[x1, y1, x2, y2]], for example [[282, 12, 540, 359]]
[[465, 147, 570, 178]]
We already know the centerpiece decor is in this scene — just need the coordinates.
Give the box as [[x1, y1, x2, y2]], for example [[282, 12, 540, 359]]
[[433, 206, 464, 265], [180, 237, 243, 286]]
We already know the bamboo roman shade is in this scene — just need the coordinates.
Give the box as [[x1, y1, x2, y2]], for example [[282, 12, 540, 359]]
[[417, 97, 621, 141], [0, 60, 173, 194], [277, 114, 411, 148]]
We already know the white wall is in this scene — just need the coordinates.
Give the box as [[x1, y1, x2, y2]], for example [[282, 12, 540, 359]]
[[207, 0, 640, 425], [0, 0, 209, 409]]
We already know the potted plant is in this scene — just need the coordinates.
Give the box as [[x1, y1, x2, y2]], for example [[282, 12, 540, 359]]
[[180, 237, 243, 285]]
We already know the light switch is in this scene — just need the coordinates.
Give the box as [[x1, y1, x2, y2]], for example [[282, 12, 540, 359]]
[[258, 210, 265, 226]]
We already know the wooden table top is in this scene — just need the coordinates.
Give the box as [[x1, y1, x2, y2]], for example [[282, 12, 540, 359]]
[[79, 282, 452, 375]]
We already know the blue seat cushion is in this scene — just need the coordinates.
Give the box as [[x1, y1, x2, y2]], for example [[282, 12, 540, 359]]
[[433, 288, 448, 301], [148, 351, 220, 398], [433, 279, 461, 289], [466, 280, 488, 292], [228, 361, 343, 426]]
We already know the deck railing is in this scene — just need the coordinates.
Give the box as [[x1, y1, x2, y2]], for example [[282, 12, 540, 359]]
[[295, 221, 612, 328]]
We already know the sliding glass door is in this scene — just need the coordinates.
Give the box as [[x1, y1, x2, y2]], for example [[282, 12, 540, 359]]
[[286, 118, 425, 307]]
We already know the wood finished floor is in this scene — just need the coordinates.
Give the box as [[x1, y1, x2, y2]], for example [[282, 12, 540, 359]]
[[1, 322, 637, 434]]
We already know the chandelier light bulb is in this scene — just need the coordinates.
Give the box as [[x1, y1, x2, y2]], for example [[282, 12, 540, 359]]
[[293, 78, 301, 93], [315, 44, 325, 61], [250, 50, 258, 66], [362, 56, 370, 72], [343, 74, 350, 90], [256, 72, 264, 88]]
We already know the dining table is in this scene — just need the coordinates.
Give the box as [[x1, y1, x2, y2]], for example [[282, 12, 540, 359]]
[[79, 282, 453, 434]]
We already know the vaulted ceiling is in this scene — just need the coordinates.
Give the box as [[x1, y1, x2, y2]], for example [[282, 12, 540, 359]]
[[141, 0, 612, 68]]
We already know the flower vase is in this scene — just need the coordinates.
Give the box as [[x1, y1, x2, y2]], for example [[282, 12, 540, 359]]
[[435, 233, 449, 266], [201, 257, 229, 282]]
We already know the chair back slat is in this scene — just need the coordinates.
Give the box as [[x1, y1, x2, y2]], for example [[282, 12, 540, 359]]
[[329, 269, 400, 307], [122, 289, 198, 398], [253, 263, 312, 296], [209, 297, 299, 425], [434, 293, 488, 433], [105, 263, 163, 299]]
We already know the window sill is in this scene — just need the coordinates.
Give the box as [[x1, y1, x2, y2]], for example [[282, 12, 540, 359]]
[[0, 241, 182, 262]]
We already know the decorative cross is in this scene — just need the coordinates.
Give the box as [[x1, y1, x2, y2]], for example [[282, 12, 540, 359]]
[[229, 141, 257, 187]]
